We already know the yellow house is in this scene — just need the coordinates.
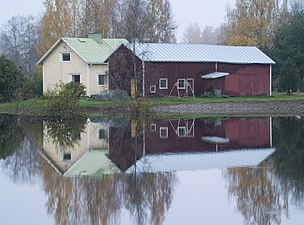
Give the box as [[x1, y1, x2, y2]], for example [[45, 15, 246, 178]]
[[37, 34, 128, 96], [41, 119, 119, 176]]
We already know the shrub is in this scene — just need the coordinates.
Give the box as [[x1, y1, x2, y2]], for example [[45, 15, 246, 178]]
[[46, 82, 86, 118], [22, 74, 43, 99], [0, 56, 24, 102], [129, 99, 152, 119]]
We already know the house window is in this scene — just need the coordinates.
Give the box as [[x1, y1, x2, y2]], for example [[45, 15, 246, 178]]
[[178, 127, 187, 137], [177, 79, 186, 89], [159, 78, 168, 89], [98, 128, 108, 140], [62, 153, 72, 161], [61, 52, 71, 62], [71, 74, 80, 83], [98, 74, 108, 86], [150, 85, 156, 93], [160, 127, 168, 138], [150, 124, 156, 132]]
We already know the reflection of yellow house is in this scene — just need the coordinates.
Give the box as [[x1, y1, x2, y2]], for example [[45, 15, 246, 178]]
[[37, 33, 128, 96], [41, 120, 119, 176]]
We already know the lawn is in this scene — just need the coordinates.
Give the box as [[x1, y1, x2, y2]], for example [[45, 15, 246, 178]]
[[146, 92, 304, 105], [0, 92, 303, 116]]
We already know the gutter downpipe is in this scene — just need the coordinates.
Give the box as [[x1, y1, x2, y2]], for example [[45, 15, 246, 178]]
[[142, 60, 145, 97], [87, 64, 91, 96], [270, 65, 272, 96], [42, 65, 46, 94]]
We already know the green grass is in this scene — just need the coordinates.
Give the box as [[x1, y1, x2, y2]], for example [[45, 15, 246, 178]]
[[0, 99, 48, 116], [0, 92, 303, 116], [146, 92, 304, 105]]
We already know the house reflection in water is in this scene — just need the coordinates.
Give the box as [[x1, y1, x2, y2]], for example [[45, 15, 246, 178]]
[[41, 117, 274, 176], [41, 119, 119, 177]]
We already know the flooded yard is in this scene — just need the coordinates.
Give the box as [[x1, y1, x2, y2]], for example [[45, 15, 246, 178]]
[[0, 115, 303, 225]]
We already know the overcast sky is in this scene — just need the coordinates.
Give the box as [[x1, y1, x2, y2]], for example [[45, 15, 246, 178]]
[[0, 0, 235, 42]]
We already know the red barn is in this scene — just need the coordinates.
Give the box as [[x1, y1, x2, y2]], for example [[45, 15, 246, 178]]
[[108, 43, 275, 97]]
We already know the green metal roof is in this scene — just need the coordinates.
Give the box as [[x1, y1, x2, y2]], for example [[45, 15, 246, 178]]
[[63, 38, 128, 64], [64, 149, 120, 177], [37, 37, 128, 65]]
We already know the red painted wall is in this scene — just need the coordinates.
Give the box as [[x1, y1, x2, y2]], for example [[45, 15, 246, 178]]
[[144, 62, 271, 97], [221, 64, 271, 96]]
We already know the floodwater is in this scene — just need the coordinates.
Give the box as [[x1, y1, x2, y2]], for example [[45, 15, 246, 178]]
[[0, 115, 304, 225]]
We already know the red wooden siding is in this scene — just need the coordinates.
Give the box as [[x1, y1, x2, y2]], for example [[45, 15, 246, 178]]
[[144, 62, 270, 97]]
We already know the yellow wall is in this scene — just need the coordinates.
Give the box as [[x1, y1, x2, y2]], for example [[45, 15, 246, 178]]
[[89, 65, 109, 95], [42, 41, 109, 96], [42, 120, 109, 173]]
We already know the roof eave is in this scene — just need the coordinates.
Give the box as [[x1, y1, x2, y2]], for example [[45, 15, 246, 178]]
[[87, 62, 108, 65], [141, 60, 276, 64], [36, 38, 64, 65]]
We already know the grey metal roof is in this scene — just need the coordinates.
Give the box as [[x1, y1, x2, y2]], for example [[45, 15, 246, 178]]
[[127, 43, 275, 64], [126, 148, 275, 173]]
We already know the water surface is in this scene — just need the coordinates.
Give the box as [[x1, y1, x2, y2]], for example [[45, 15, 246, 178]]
[[0, 116, 303, 225]]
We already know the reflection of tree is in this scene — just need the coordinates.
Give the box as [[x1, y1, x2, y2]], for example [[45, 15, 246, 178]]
[[0, 116, 44, 184], [224, 166, 288, 225], [123, 173, 175, 225], [1, 137, 42, 184], [0, 115, 25, 159], [44, 117, 87, 149], [271, 117, 304, 209], [41, 169, 176, 225]]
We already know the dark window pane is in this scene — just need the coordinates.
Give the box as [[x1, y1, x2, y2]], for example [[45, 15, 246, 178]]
[[62, 53, 70, 61], [98, 75, 107, 85], [63, 153, 71, 161], [72, 75, 80, 83]]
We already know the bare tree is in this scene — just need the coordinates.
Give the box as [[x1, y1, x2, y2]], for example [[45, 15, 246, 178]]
[[182, 23, 202, 44], [0, 15, 40, 76], [109, 0, 176, 42], [201, 26, 222, 45]]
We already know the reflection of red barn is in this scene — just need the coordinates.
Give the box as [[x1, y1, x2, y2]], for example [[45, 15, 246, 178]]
[[108, 43, 275, 97], [108, 117, 272, 171], [145, 118, 271, 154]]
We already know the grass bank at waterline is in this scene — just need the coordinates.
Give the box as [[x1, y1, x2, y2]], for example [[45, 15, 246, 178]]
[[0, 93, 304, 117]]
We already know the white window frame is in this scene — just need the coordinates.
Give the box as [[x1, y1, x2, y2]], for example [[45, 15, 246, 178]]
[[70, 74, 81, 83], [177, 79, 186, 89], [160, 127, 168, 138], [150, 85, 156, 93], [159, 78, 168, 90], [97, 74, 108, 86], [178, 126, 187, 137], [60, 52, 71, 62]]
